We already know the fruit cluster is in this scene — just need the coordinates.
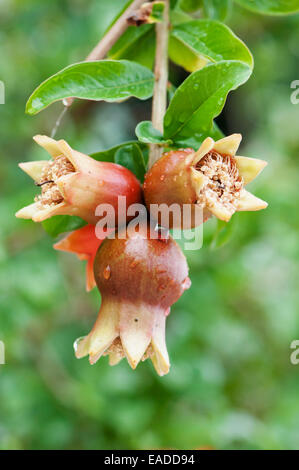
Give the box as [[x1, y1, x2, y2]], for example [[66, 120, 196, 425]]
[[16, 133, 267, 375]]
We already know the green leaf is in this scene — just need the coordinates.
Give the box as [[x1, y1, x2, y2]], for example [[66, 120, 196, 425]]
[[169, 20, 253, 72], [26, 60, 155, 115], [90, 140, 148, 163], [203, 0, 232, 20], [179, 0, 203, 12], [170, 9, 193, 24], [234, 0, 299, 15], [108, 25, 155, 68], [150, 2, 165, 22], [170, 121, 224, 150], [102, 1, 139, 35], [114, 143, 146, 182], [210, 121, 225, 141], [136, 121, 173, 145], [167, 82, 177, 101], [210, 219, 235, 249], [163, 60, 252, 147], [42, 215, 87, 238]]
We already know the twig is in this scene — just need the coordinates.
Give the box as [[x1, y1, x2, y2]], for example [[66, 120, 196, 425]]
[[148, 0, 169, 169], [51, 0, 146, 137], [63, 0, 146, 108]]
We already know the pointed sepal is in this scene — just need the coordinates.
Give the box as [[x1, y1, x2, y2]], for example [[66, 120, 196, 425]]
[[19, 161, 48, 182], [192, 137, 214, 165], [235, 156, 267, 185], [237, 189, 268, 212], [213, 134, 242, 156]]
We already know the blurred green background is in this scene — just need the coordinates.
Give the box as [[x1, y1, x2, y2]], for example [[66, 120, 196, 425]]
[[1, 0, 299, 450]]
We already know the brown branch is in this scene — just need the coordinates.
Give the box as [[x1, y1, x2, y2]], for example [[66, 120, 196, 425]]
[[148, 0, 169, 169], [63, 0, 146, 108]]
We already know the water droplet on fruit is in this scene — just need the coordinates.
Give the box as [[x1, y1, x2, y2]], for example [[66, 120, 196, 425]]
[[155, 224, 169, 242], [73, 336, 86, 352], [182, 277, 191, 290], [103, 265, 111, 279]]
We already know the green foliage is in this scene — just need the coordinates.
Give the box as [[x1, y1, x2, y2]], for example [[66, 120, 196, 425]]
[[169, 19, 253, 72], [203, 0, 232, 21], [108, 25, 156, 68], [91, 141, 148, 164], [150, 2, 166, 22], [3, 0, 299, 452], [114, 143, 146, 182], [179, 0, 203, 13], [136, 121, 173, 145], [170, 8, 194, 24], [26, 60, 155, 115], [163, 61, 252, 147], [234, 0, 299, 14], [42, 216, 87, 238]]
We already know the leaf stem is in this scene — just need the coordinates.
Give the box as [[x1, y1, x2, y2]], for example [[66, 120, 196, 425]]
[[148, 0, 169, 169]]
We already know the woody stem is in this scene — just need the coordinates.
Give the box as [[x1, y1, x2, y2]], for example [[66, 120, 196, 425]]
[[148, 0, 169, 169]]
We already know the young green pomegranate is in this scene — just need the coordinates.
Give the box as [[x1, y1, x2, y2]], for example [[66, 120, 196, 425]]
[[74, 222, 191, 376]]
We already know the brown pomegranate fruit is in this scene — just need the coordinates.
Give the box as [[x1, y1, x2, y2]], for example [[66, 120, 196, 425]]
[[74, 222, 191, 376]]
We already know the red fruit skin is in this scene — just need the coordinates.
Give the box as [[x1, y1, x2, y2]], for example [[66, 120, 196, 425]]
[[144, 149, 195, 203], [143, 149, 209, 229], [93, 223, 190, 311], [61, 159, 143, 226]]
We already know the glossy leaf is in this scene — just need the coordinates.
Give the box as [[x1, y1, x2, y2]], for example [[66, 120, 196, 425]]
[[174, 121, 224, 150], [150, 2, 165, 22], [203, 0, 232, 20], [163, 60, 252, 147], [234, 0, 299, 15], [179, 0, 203, 12], [90, 140, 148, 164], [26, 60, 155, 115], [170, 9, 193, 24], [169, 19, 253, 72], [136, 121, 173, 145], [114, 143, 146, 182], [108, 25, 155, 68], [42, 215, 87, 238]]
